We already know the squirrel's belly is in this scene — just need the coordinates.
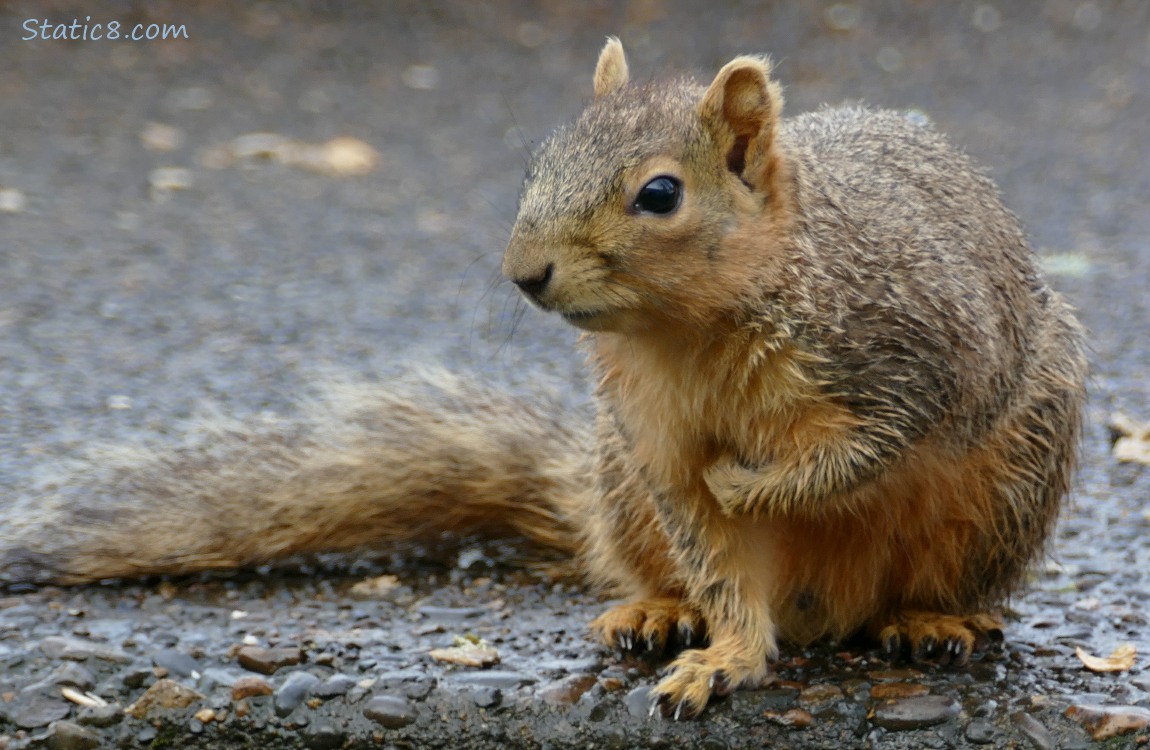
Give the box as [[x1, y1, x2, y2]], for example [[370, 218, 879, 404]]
[[760, 440, 1006, 644]]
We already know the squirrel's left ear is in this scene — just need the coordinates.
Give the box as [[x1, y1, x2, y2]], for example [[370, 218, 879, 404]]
[[594, 37, 629, 97], [698, 56, 785, 193]]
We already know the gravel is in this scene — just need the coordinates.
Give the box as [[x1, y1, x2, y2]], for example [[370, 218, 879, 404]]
[[2, 1, 1149, 748]]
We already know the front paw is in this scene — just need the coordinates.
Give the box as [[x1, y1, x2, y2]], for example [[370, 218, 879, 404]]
[[703, 462, 757, 517], [651, 645, 770, 720]]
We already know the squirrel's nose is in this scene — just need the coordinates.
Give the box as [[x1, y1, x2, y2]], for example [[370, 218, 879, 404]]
[[511, 263, 553, 299]]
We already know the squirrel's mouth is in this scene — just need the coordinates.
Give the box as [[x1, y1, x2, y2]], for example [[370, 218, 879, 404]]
[[560, 308, 611, 331]]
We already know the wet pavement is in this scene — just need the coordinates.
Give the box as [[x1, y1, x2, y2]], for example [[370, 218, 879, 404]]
[[1, 1, 1149, 747]]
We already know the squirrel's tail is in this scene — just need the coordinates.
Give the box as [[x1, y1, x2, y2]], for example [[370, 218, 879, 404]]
[[2, 370, 594, 585]]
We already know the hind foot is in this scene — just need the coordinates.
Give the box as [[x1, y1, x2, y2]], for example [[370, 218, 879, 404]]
[[876, 610, 1004, 666], [590, 596, 706, 655]]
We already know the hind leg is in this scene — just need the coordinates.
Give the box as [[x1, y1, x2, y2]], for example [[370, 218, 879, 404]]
[[874, 610, 1004, 666]]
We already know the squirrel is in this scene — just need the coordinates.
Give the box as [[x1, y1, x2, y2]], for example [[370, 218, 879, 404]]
[[1, 39, 1086, 720]]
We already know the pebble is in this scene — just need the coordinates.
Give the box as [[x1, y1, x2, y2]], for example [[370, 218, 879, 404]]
[[418, 605, 487, 621], [153, 648, 200, 677], [125, 678, 204, 719], [274, 670, 320, 717], [538, 674, 597, 705], [75, 703, 123, 728], [1, 690, 71, 729], [964, 718, 998, 744], [43, 719, 101, 750], [798, 683, 843, 711], [39, 636, 130, 663], [1064, 703, 1150, 740], [36, 663, 97, 691], [871, 695, 960, 730], [1011, 711, 1054, 750], [236, 645, 302, 675], [119, 665, 153, 689], [624, 685, 654, 719], [471, 687, 502, 709], [302, 723, 347, 750], [362, 694, 417, 729], [311, 674, 357, 698], [870, 682, 929, 700], [231, 675, 274, 701], [447, 670, 536, 689]]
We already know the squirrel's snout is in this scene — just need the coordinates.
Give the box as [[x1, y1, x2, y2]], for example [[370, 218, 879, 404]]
[[510, 262, 554, 301]]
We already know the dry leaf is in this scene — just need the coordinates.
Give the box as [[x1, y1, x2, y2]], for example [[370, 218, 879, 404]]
[[1075, 643, 1136, 673], [349, 574, 400, 600], [1108, 413, 1150, 465], [429, 636, 500, 668]]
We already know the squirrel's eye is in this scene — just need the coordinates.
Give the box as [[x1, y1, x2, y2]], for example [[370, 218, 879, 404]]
[[634, 176, 682, 215]]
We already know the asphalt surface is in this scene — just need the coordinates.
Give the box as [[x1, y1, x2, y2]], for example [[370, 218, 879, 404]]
[[1, 1, 1149, 748]]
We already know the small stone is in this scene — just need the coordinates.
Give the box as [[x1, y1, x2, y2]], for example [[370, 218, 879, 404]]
[[275, 671, 320, 717], [764, 707, 813, 728], [872, 695, 961, 730], [1, 690, 71, 729], [302, 723, 346, 750], [198, 667, 245, 693], [471, 687, 501, 709], [798, 683, 843, 711], [38, 663, 97, 691], [624, 685, 654, 719], [1065, 703, 1150, 741], [193, 707, 216, 723], [153, 648, 200, 678], [538, 674, 598, 706], [311, 674, 357, 699], [362, 694, 417, 729], [75, 703, 123, 728], [1012, 712, 1054, 750], [236, 645, 302, 675], [446, 670, 534, 689], [125, 678, 204, 719], [40, 636, 130, 663], [964, 718, 998, 744], [403, 679, 435, 701], [870, 682, 930, 700], [43, 719, 100, 750]]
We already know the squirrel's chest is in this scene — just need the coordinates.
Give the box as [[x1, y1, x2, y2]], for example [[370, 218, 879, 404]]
[[595, 334, 825, 488]]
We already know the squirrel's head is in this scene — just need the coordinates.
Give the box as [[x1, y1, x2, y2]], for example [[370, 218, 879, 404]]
[[503, 38, 790, 336]]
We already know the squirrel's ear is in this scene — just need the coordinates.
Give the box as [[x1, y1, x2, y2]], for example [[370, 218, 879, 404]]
[[594, 37, 629, 98], [698, 56, 785, 190]]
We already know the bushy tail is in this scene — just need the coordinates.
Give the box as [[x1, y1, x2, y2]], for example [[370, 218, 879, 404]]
[[1, 370, 595, 585]]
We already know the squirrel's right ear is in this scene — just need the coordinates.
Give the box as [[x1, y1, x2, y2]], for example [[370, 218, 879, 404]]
[[698, 56, 785, 194], [593, 37, 629, 98]]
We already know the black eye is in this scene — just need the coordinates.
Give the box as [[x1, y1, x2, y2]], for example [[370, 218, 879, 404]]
[[634, 176, 682, 215]]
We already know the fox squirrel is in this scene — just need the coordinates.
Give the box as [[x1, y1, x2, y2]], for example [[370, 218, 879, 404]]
[[2, 39, 1086, 720]]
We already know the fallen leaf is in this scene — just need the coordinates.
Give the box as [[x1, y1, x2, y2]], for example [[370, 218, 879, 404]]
[[1075, 643, 1136, 673], [1108, 413, 1150, 465], [429, 636, 500, 668]]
